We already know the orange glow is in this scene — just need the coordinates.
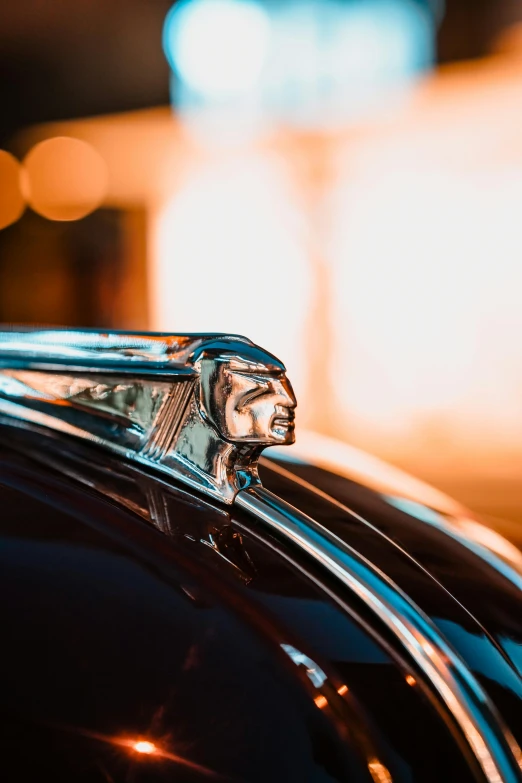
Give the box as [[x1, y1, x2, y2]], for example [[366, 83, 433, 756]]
[[70, 729, 219, 777], [405, 675, 416, 686], [314, 694, 328, 709], [117, 735, 218, 776], [280, 430, 466, 518], [328, 54, 522, 470], [337, 684, 349, 696], [133, 740, 157, 754], [0, 150, 25, 229], [368, 759, 393, 783], [22, 136, 107, 221]]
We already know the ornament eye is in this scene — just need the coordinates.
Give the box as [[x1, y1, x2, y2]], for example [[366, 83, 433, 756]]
[[237, 380, 271, 410]]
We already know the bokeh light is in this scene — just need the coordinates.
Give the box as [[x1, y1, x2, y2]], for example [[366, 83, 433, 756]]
[[163, 0, 270, 99], [164, 0, 434, 126], [151, 153, 312, 408], [0, 150, 25, 229], [22, 136, 107, 221]]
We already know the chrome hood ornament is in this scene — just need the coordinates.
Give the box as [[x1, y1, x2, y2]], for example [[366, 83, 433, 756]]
[[0, 329, 296, 503]]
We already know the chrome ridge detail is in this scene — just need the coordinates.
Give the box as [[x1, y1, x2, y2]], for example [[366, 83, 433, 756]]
[[0, 328, 296, 503], [236, 486, 522, 783]]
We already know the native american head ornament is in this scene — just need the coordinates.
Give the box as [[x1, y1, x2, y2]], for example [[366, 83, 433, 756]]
[[0, 331, 297, 503]]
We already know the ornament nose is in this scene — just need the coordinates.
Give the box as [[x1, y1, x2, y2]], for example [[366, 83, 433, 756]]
[[276, 376, 297, 409]]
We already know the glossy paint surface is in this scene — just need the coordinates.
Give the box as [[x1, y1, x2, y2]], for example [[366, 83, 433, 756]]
[[260, 457, 522, 751], [0, 426, 485, 783], [236, 485, 522, 783]]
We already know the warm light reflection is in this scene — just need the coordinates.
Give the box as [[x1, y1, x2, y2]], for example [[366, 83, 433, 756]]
[[421, 642, 435, 657], [405, 674, 416, 686], [115, 736, 215, 774], [368, 759, 393, 783], [314, 694, 328, 709], [22, 136, 107, 221], [0, 150, 25, 229], [337, 684, 349, 696], [71, 729, 219, 777], [133, 740, 157, 754]]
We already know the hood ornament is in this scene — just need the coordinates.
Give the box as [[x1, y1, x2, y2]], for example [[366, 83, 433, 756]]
[[0, 329, 296, 503]]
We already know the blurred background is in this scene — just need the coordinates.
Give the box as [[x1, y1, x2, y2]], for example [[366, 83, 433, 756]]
[[1, 0, 522, 524]]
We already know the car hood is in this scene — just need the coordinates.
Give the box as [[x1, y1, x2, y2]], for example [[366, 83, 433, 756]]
[[267, 429, 522, 580], [262, 431, 522, 704]]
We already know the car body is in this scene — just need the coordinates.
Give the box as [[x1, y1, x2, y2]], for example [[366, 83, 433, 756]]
[[0, 328, 521, 783]]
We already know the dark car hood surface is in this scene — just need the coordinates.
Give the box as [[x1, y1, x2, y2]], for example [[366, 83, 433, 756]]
[[0, 427, 489, 783], [262, 432, 522, 746], [1, 421, 522, 766]]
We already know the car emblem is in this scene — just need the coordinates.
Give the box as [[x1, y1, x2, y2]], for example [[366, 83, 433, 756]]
[[0, 329, 297, 503]]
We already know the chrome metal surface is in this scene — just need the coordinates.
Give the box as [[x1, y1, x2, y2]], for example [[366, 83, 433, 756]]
[[0, 328, 296, 503], [270, 429, 522, 594], [236, 486, 522, 783]]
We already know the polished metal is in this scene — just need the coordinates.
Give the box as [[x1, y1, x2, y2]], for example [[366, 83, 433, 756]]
[[236, 486, 522, 783], [6, 327, 522, 781], [0, 328, 296, 503]]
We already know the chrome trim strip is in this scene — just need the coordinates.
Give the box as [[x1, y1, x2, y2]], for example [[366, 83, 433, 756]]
[[261, 457, 513, 648], [236, 486, 522, 783]]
